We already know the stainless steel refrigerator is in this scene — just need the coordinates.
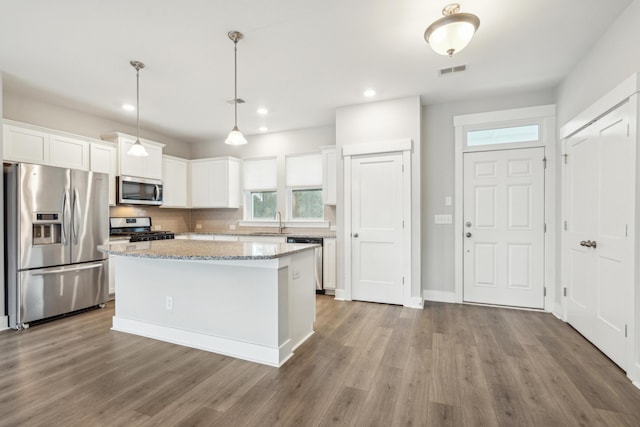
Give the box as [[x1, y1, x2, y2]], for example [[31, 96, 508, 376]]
[[4, 163, 109, 329]]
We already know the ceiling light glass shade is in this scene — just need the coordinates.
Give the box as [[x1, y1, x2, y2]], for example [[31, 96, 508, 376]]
[[424, 10, 480, 57], [127, 140, 149, 156], [225, 126, 248, 145]]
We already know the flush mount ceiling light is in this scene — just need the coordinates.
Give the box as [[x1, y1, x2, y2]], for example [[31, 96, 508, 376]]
[[225, 31, 248, 146], [122, 103, 135, 111], [257, 107, 268, 115], [127, 60, 149, 157], [424, 3, 480, 57], [363, 89, 376, 97]]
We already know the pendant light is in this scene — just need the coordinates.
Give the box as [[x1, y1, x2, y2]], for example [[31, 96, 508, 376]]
[[127, 60, 149, 157], [424, 4, 480, 57], [225, 31, 248, 145]]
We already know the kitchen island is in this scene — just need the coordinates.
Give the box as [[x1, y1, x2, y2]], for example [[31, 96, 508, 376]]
[[98, 239, 318, 367]]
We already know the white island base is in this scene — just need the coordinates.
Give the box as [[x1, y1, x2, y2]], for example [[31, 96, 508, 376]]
[[110, 248, 315, 367]]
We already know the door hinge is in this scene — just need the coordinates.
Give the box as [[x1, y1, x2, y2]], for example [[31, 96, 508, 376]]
[[544, 287, 547, 297], [402, 220, 405, 229], [626, 224, 628, 237], [544, 223, 547, 233], [563, 287, 567, 297], [543, 157, 547, 169], [562, 154, 568, 164], [402, 277, 405, 285], [402, 164, 405, 173], [564, 220, 568, 231], [625, 324, 628, 338]]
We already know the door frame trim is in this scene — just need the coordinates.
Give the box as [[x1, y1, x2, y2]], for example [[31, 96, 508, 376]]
[[342, 139, 418, 308], [453, 105, 557, 311]]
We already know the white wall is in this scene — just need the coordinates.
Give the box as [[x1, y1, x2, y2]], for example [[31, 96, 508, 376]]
[[556, 0, 640, 126], [335, 96, 422, 300], [421, 89, 556, 296], [2, 91, 191, 158]]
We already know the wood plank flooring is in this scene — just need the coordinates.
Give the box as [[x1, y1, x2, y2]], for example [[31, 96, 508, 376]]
[[1, 296, 640, 426]]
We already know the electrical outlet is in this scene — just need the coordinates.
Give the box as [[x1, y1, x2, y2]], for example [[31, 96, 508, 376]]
[[154, 225, 161, 231], [292, 270, 300, 280], [229, 224, 236, 230], [445, 196, 452, 206], [166, 296, 173, 311], [195, 224, 203, 230]]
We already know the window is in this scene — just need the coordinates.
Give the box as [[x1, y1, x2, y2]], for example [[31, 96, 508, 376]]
[[467, 124, 540, 147], [250, 191, 277, 219], [291, 189, 323, 220], [286, 153, 323, 221], [243, 157, 277, 221]]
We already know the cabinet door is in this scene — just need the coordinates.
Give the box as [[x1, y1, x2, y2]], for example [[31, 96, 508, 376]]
[[90, 143, 118, 206], [189, 162, 213, 207], [323, 237, 336, 290], [118, 137, 144, 177], [322, 148, 337, 205], [209, 160, 229, 207], [3, 125, 50, 164], [162, 156, 188, 208], [50, 135, 90, 170], [145, 144, 164, 180]]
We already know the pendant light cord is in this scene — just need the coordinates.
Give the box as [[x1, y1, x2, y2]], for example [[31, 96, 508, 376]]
[[136, 66, 141, 142], [234, 39, 238, 127]]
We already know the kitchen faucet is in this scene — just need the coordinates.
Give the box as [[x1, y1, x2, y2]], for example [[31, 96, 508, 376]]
[[274, 211, 283, 234]]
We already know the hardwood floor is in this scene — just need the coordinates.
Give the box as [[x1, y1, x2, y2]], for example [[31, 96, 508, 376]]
[[1, 296, 640, 426]]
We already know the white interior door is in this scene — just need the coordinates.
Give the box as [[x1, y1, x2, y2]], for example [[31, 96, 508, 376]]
[[564, 102, 634, 370], [351, 152, 404, 304], [463, 147, 545, 308]]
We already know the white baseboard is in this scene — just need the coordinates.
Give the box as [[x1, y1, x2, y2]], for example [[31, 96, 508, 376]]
[[404, 296, 424, 309], [0, 316, 8, 331], [334, 289, 347, 300], [423, 289, 456, 303], [112, 316, 301, 367], [552, 309, 565, 322]]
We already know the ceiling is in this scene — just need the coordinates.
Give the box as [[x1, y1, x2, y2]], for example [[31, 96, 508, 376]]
[[0, 0, 633, 143]]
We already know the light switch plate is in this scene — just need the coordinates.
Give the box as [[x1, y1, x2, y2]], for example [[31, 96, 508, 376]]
[[445, 196, 452, 206], [434, 214, 453, 224]]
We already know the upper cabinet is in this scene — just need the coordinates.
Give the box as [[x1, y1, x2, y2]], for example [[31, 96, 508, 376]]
[[101, 132, 164, 180], [162, 155, 189, 208], [90, 142, 118, 206], [4, 123, 90, 170], [190, 157, 241, 208], [322, 146, 337, 205]]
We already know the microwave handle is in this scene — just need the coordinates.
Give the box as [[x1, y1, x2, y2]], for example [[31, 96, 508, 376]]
[[154, 185, 160, 201]]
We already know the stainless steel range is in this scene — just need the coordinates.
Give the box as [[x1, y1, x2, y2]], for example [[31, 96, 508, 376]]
[[109, 217, 175, 242]]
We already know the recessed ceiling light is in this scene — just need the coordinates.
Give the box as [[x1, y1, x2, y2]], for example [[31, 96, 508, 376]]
[[122, 104, 135, 111], [363, 89, 376, 97], [257, 107, 269, 115], [258, 126, 268, 132]]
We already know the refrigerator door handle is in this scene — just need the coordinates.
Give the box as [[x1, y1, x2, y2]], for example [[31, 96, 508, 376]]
[[61, 191, 68, 245], [31, 263, 103, 276], [72, 189, 80, 245]]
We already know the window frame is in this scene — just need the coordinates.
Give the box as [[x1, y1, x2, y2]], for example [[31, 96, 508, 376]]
[[287, 186, 325, 221]]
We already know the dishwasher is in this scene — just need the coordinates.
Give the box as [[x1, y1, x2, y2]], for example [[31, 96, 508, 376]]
[[286, 236, 324, 293]]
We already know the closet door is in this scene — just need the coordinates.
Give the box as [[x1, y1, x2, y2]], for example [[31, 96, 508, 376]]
[[563, 100, 635, 370]]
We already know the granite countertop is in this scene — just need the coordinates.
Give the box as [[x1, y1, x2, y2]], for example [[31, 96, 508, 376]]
[[98, 239, 319, 260], [180, 230, 337, 238]]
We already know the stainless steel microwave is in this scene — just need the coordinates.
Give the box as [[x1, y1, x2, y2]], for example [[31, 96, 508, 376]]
[[117, 176, 163, 205]]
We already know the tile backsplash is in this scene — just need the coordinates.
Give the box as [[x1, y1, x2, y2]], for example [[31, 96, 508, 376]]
[[108, 205, 336, 234]]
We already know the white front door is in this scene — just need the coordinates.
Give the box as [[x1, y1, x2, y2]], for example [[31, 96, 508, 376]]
[[351, 152, 404, 305], [463, 147, 545, 308], [563, 102, 634, 370]]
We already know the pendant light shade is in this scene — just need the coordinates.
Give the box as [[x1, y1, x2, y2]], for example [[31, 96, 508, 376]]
[[424, 4, 480, 57], [225, 31, 248, 146], [127, 60, 149, 157]]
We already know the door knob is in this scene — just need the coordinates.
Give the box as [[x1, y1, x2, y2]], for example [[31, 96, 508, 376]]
[[352, 233, 359, 238], [580, 240, 597, 248], [465, 232, 472, 238], [580, 240, 587, 247]]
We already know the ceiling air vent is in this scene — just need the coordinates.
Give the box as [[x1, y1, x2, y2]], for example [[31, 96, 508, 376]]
[[438, 64, 467, 76]]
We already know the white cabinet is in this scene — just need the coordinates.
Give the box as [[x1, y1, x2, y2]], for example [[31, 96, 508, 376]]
[[101, 132, 165, 180], [322, 146, 337, 205], [3, 124, 50, 164], [4, 123, 90, 171], [189, 157, 241, 208], [49, 134, 90, 170], [174, 234, 191, 240], [90, 142, 118, 206], [323, 237, 336, 290], [162, 155, 189, 208]]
